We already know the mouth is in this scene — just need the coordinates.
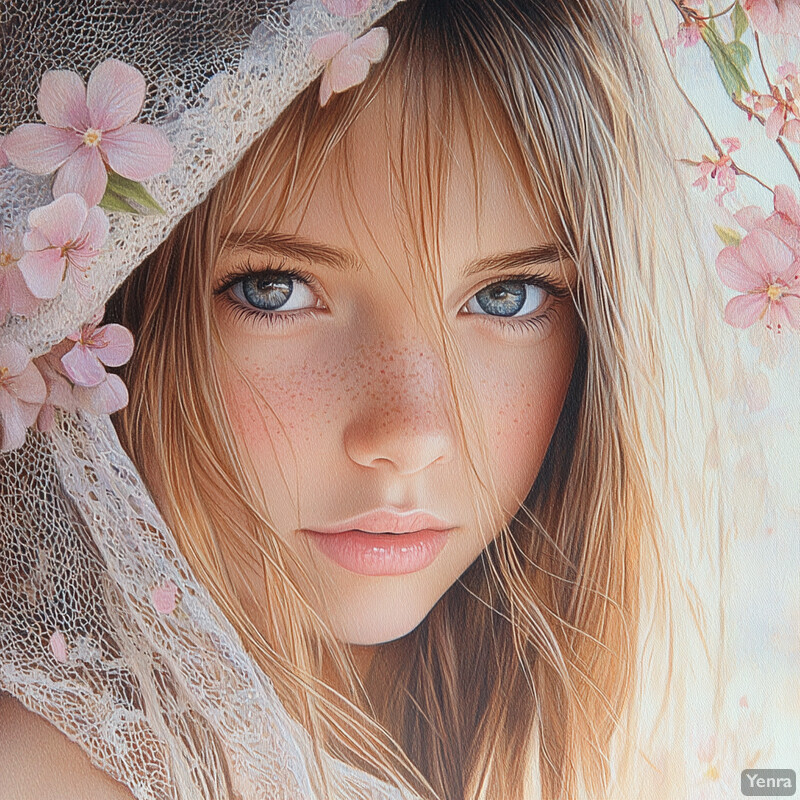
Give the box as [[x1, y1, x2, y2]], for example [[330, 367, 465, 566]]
[[300, 509, 455, 576]]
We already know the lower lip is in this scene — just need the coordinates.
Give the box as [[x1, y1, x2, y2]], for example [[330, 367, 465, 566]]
[[304, 529, 451, 576]]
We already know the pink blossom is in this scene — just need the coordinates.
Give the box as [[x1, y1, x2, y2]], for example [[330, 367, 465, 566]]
[[34, 341, 77, 433], [664, 20, 703, 56], [3, 59, 173, 206], [18, 193, 108, 299], [736, 184, 800, 254], [0, 342, 46, 452], [0, 229, 39, 319], [49, 631, 68, 663], [61, 306, 134, 388], [310, 27, 389, 107], [322, 0, 371, 16], [716, 228, 800, 331], [152, 580, 178, 615], [692, 144, 738, 205], [73, 373, 129, 415], [632, 13, 644, 27], [743, 0, 800, 36]]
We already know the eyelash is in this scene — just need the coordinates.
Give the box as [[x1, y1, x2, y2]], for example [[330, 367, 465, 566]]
[[214, 260, 566, 334]]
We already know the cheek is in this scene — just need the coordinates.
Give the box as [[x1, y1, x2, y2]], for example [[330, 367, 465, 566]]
[[473, 333, 578, 501]]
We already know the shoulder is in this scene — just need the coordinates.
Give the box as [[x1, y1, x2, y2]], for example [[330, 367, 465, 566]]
[[0, 691, 136, 800]]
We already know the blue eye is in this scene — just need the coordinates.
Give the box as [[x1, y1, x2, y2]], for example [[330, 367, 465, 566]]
[[231, 273, 318, 312], [464, 280, 547, 318]]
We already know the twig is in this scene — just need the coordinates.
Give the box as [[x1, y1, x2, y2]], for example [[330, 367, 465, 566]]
[[754, 31, 775, 92], [692, 2, 736, 21], [731, 97, 800, 182]]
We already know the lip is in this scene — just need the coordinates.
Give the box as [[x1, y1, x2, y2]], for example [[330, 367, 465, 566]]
[[301, 509, 454, 576]]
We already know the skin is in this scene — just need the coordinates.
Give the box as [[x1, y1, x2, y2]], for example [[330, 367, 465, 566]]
[[212, 90, 580, 650]]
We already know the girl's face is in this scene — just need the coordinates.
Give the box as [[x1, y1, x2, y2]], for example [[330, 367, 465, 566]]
[[212, 94, 580, 646]]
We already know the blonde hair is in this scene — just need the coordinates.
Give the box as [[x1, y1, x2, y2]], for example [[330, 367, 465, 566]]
[[109, 1, 721, 798]]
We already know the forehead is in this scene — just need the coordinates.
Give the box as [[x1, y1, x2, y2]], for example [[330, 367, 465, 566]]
[[224, 81, 570, 282]]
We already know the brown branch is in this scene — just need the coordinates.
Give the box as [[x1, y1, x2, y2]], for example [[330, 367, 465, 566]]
[[731, 98, 800, 182], [754, 31, 775, 92]]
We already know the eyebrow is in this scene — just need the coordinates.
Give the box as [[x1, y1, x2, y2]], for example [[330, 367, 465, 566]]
[[222, 231, 362, 272], [222, 232, 568, 280]]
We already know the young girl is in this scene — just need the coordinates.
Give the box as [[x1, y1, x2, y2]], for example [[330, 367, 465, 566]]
[[0, 0, 723, 798]]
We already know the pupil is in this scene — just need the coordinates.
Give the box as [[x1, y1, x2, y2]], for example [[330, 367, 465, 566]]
[[242, 275, 293, 310], [476, 281, 526, 316]]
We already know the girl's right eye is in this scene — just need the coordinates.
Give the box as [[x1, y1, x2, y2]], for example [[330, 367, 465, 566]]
[[229, 272, 320, 313]]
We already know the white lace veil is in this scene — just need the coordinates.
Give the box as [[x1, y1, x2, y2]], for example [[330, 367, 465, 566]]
[[1, 1, 798, 799], [0, 2, 421, 798]]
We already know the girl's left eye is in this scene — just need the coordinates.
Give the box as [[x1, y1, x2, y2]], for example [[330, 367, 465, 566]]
[[463, 280, 548, 318], [230, 273, 319, 312]]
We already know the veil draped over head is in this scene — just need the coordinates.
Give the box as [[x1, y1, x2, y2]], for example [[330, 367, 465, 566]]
[[1, 1, 797, 799]]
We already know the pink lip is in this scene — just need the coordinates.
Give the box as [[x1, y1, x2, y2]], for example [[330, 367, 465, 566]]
[[301, 510, 454, 576]]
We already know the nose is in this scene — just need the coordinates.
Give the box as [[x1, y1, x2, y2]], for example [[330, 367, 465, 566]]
[[342, 341, 456, 475]]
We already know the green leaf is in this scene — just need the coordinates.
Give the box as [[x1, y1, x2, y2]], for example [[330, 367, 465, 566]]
[[98, 192, 138, 214], [701, 24, 751, 98], [732, 1, 749, 40], [714, 224, 742, 247], [100, 170, 166, 215]]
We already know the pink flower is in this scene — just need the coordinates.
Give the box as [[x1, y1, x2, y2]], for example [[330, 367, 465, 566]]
[[632, 13, 644, 27], [3, 58, 173, 207], [61, 306, 134, 388], [0, 229, 39, 319], [49, 631, 68, 664], [0, 342, 46, 452], [18, 193, 108, 299], [664, 20, 703, 56], [152, 580, 178, 615], [310, 27, 389, 107], [743, 0, 800, 36], [322, 0, 371, 16], [736, 184, 800, 254], [34, 341, 77, 434], [716, 228, 800, 331], [692, 142, 738, 205]]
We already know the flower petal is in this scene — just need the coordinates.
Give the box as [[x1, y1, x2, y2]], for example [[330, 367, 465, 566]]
[[321, 0, 370, 16], [101, 123, 173, 180], [0, 342, 32, 377], [351, 28, 389, 63], [310, 32, 350, 62], [765, 106, 784, 140], [17, 249, 66, 299], [86, 58, 146, 131], [4, 265, 40, 316], [319, 71, 334, 107], [80, 206, 110, 254], [27, 193, 89, 247], [782, 118, 800, 144], [716, 246, 763, 292], [0, 389, 30, 452], [152, 580, 178, 614], [3, 124, 80, 174], [733, 205, 767, 232], [53, 146, 109, 207], [61, 343, 107, 387], [724, 293, 767, 328], [7, 362, 46, 405], [49, 631, 68, 663], [75, 373, 128, 414], [38, 70, 89, 129], [774, 294, 800, 329], [328, 52, 371, 94], [94, 324, 134, 367], [739, 228, 793, 278], [774, 184, 800, 226]]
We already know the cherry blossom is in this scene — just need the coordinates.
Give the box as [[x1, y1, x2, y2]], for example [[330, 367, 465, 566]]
[[743, 0, 800, 37], [48, 631, 68, 664], [18, 193, 108, 299], [735, 184, 800, 255], [664, 20, 702, 57], [716, 228, 800, 331], [0, 229, 39, 319], [0, 342, 46, 452], [3, 58, 173, 206], [322, 0, 371, 16], [692, 139, 740, 206], [61, 306, 134, 388], [34, 341, 77, 434], [632, 13, 644, 28], [755, 85, 800, 142], [152, 580, 178, 615], [310, 27, 389, 106]]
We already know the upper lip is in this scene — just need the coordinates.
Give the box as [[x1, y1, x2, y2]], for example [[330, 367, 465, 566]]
[[305, 509, 455, 535]]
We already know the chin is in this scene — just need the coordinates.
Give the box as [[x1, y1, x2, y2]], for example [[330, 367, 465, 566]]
[[324, 581, 441, 645]]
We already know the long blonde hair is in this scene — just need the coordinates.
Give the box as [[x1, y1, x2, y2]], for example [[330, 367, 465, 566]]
[[109, 1, 721, 798]]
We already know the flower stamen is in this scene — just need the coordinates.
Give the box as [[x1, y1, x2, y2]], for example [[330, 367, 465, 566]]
[[82, 128, 102, 147]]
